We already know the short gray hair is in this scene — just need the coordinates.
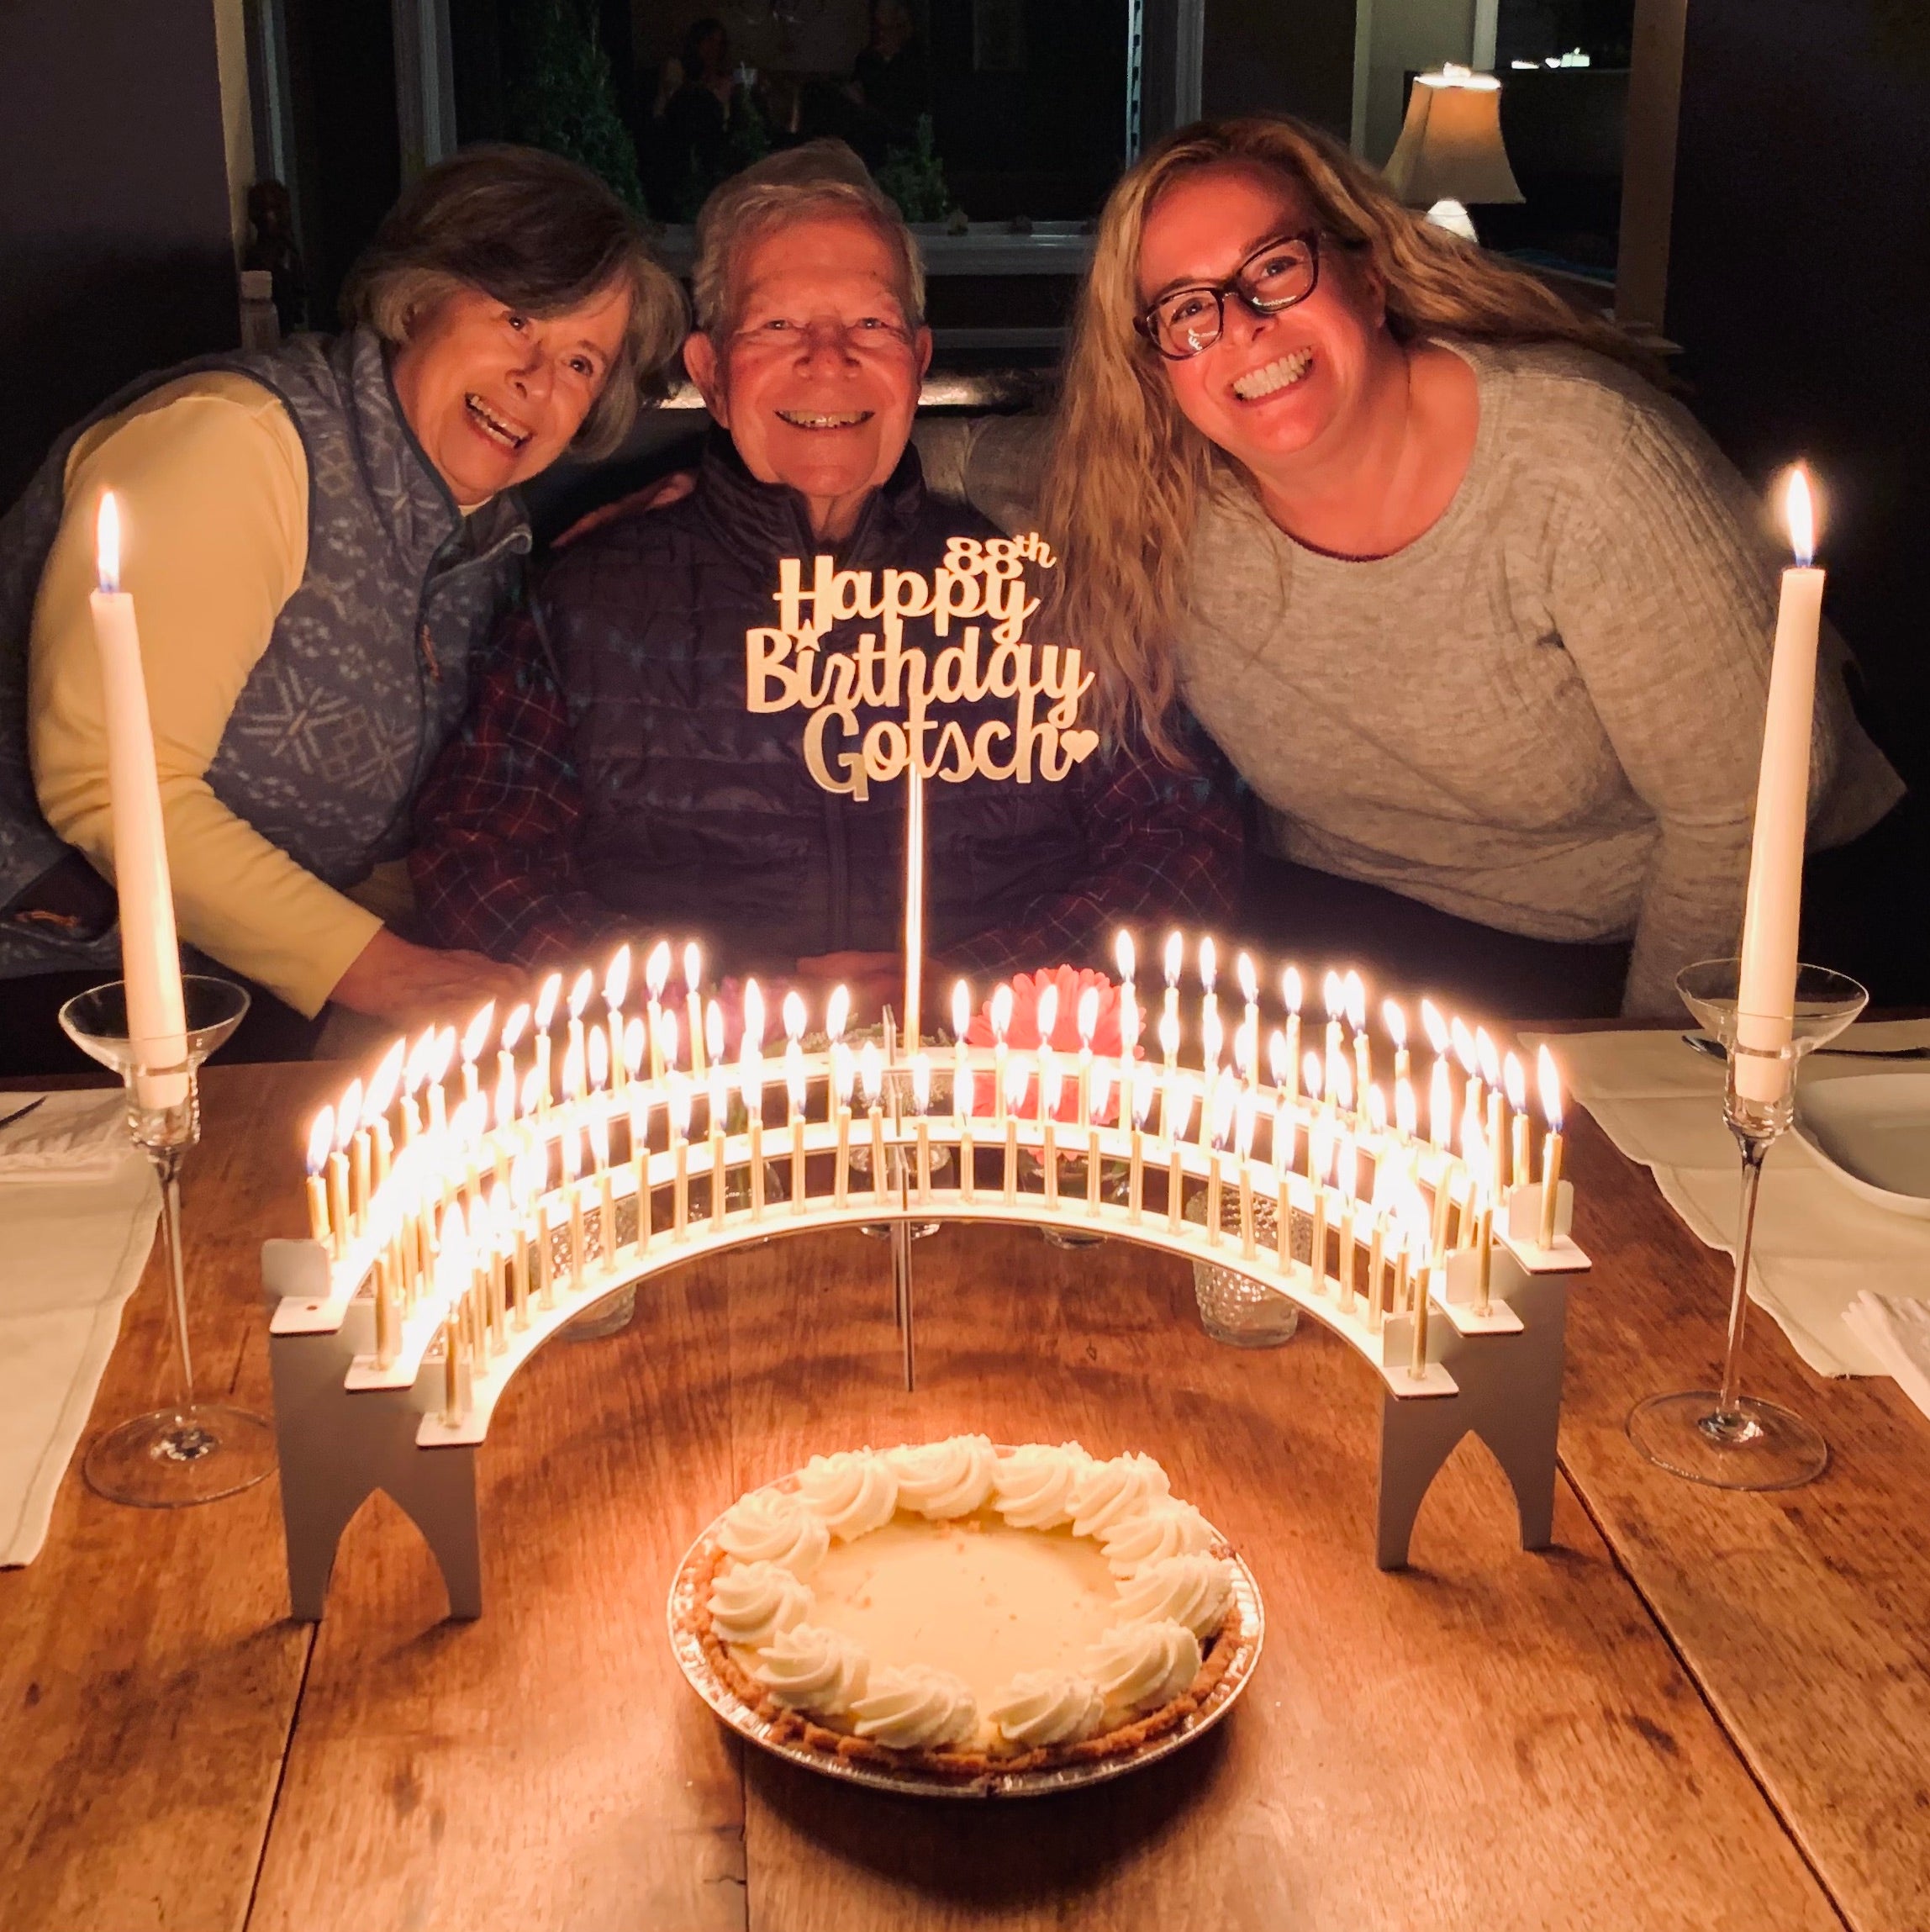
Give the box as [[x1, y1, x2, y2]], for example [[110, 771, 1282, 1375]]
[[341, 144, 688, 458], [690, 140, 925, 337]]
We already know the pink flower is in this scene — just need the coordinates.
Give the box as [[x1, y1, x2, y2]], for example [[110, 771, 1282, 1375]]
[[963, 968, 1138, 1121]]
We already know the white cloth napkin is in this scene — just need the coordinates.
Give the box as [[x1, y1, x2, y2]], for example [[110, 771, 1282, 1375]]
[[0, 1092, 159, 1565], [1843, 1293, 1930, 1425], [1524, 1022, 1930, 1379]]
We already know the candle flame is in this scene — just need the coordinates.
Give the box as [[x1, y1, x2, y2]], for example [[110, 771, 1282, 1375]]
[[1036, 983, 1059, 1044], [1235, 1017, 1258, 1079], [826, 984, 851, 1043], [1367, 1084, 1388, 1132], [787, 1046, 807, 1113], [1537, 1044, 1564, 1129], [306, 1107, 335, 1175], [534, 971, 562, 1030], [1121, 987, 1142, 1052], [496, 1002, 528, 1055], [562, 1038, 584, 1101], [96, 492, 124, 593], [432, 1027, 457, 1084], [859, 1038, 883, 1104], [741, 979, 765, 1053], [1505, 1052, 1527, 1111], [1003, 1050, 1030, 1110], [1382, 1000, 1407, 1050], [1077, 984, 1099, 1048], [683, 942, 702, 994], [1475, 1026, 1500, 1085], [1115, 930, 1136, 983], [1282, 965, 1303, 1015], [567, 969, 593, 1021], [1208, 1078, 1233, 1150], [1132, 1062, 1156, 1127], [336, 1081, 362, 1148], [519, 1067, 541, 1116], [588, 1028, 609, 1090], [1322, 970, 1342, 1021], [1784, 465, 1817, 568], [1198, 934, 1217, 992], [1421, 998, 1448, 1055], [668, 1074, 693, 1134], [1158, 1008, 1179, 1060], [1309, 1118, 1333, 1184], [1200, 1004, 1223, 1069], [1450, 1016, 1477, 1075], [911, 1053, 931, 1112], [832, 1040, 855, 1104], [784, 988, 808, 1043], [367, 1040, 405, 1120], [441, 1198, 467, 1252], [1302, 1048, 1323, 1101], [1041, 1053, 1063, 1116], [1268, 1028, 1289, 1085], [1332, 1055, 1354, 1114], [1163, 930, 1183, 988], [1237, 951, 1258, 1004], [1343, 969, 1366, 1032], [604, 943, 631, 1011], [1167, 1074, 1197, 1139], [461, 1002, 494, 1064], [951, 979, 970, 1042], [646, 939, 671, 1000], [1090, 1057, 1114, 1122], [656, 1006, 680, 1070], [625, 1015, 646, 1077], [406, 1026, 437, 1092], [704, 999, 725, 1062]]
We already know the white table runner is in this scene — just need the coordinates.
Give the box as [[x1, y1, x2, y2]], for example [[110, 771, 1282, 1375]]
[[0, 1092, 159, 1565], [1523, 1021, 1930, 1380]]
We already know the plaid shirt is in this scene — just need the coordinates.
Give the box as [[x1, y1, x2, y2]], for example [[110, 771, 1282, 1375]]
[[413, 595, 1243, 983]]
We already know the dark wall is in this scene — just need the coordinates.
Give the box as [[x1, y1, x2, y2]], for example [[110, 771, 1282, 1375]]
[[1203, 0, 1357, 137], [0, 0, 238, 506], [1668, 1, 1930, 794]]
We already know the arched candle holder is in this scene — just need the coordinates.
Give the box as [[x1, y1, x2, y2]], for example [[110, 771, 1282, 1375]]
[[264, 948, 1588, 1620]]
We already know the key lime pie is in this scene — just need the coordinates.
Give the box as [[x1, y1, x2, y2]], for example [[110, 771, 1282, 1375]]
[[682, 1438, 1245, 1775]]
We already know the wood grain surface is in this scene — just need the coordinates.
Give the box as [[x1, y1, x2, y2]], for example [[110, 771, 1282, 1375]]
[[0, 1060, 1920, 1930]]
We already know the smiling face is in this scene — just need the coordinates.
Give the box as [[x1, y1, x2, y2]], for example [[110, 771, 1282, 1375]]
[[684, 213, 931, 541], [390, 279, 633, 506], [1136, 162, 1391, 483]]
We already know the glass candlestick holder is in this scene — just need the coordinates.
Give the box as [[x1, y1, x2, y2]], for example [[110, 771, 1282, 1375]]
[[59, 975, 277, 1507], [1626, 958, 1867, 1491]]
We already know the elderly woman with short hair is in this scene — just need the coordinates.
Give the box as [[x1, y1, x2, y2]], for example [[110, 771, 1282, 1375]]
[[0, 145, 684, 1060], [410, 141, 1239, 1010]]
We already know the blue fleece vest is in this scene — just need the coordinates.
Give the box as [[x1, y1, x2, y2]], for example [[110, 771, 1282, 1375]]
[[0, 327, 530, 978]]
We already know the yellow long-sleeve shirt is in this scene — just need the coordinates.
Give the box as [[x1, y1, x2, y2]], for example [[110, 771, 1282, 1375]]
[[29, 372, 408, 1016]]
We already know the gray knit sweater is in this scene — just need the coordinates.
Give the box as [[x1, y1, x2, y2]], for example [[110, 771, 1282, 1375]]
[[916, 340, 1901, 1016]]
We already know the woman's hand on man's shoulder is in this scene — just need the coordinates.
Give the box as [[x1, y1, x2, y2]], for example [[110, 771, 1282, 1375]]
[[330, 926, 530, 1028]]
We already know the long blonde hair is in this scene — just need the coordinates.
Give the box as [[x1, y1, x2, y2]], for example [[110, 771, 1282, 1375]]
[[1041, 115, 1657, 762]]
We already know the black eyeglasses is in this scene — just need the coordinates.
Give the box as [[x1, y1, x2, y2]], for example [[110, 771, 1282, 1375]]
[[1136, 232, 1324, 360]]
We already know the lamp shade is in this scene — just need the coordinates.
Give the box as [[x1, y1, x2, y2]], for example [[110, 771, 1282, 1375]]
[[1384, 66, 1525, 208]]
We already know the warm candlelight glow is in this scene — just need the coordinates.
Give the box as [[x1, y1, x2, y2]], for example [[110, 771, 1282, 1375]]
[[604, 943, 631, 1011], [1302, 1050, 1322, 1102], [336, 1081, 362, 1151], [1090, 1057, 1114, 1124], [783, 989, 807, 1043], [1537, 1045, 1564, 1130], [646, 941, 671, 1000], [1322, 970, 1342, 1021], [95, 490, 123, 591], [1163, 930, 1183, 988], [1282, 965, 1302, 1014], [742, 979, 766, 1053], [1036, 982, 1060, 1046], [1237, 952, 1257, 1006], [1382, 1000, 1407, 1053], [519, 1067, 541, 1116], [859, 1039, 883, 1106], [1343, 970, 1366, 1034], [500, 1003, 530, 1054], [1132, 1063, 1156, 1127], [912, 1054, 931, 1112], [1268, 1029, 1289, 1085], [1395, 1078, 1417, 1139], [1784, 464, 1817, 567], [1077, 984, 1099, 1048], [624, 1016, 645, 1076], [1198, 935, 1217, 991], [826, 984, 851, 1043], [683, 943, 702, 995], [1115, 930, 1136, 983], [366, 1040, 404, 1119], [588, 1028, 609, 1090], [1421, 999, 1448, 1056], [705, 1000, 725, 1067], [461, 1001, 495, 1066], [951, 979, 970, 1041], [1475, 1027, 1500, 1088], [306, 1106, 335, 1175], [989, 982, 1013, 1042], [1158, 1008, 1179, 1063], [1451, 1016, 1477, 1076]]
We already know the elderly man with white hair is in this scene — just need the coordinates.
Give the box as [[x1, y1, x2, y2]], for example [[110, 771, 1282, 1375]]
[[411, 142, 1239, 1012]]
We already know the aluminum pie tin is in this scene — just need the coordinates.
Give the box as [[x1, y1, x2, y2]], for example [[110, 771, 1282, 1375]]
[[667, 1477, 1265, 1800]]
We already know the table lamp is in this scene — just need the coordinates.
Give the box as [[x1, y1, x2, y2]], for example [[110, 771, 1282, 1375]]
[[1383, 64, 1524, 241]]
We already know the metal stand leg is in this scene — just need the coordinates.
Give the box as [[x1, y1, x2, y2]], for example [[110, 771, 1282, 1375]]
[[1374, 1250, 1568, 1570], [264, 1238, 484, 1620]]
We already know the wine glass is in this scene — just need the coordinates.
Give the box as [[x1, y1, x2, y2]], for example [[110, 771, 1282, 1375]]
[[1626, 958, 1867, 1490], [59, 975, 277, 1507]]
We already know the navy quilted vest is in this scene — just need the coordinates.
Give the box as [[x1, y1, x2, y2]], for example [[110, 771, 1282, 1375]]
[[0, 327, 530, 976]]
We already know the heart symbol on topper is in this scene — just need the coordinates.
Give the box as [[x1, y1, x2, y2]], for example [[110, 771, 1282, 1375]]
[[1060, 729, 1100, 763]]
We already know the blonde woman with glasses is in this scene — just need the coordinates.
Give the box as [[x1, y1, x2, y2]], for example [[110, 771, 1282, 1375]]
[[922, 116, 1901, 1017]]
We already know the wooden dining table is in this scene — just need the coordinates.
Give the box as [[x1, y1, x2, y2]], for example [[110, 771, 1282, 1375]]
[[3, 1057, 1927, 1932]]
